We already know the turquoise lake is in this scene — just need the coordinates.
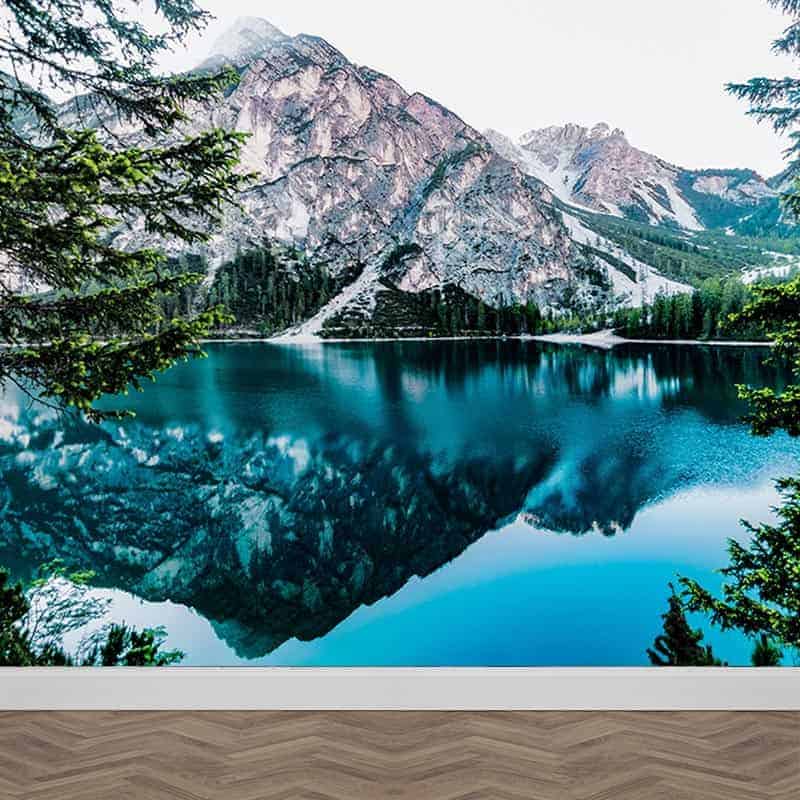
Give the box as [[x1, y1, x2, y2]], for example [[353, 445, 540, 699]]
[[1, 340, 798, 666]]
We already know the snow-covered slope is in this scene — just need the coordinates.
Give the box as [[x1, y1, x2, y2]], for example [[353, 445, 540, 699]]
[[560, 209, 689, 307], [486, 124, 779, 234], [742, 253, 800, 285]]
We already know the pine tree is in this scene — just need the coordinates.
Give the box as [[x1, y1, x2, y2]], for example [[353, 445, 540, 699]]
[[647, 586, 723, 666], [751, 635, 783, 667], [509, 304, 523, 335], [651, 292, 669, 338], [0, 0, 248, 421], [678, 294, 693, 339], [714, 0, 800, 434], [436, 293, 448, 331], [0, 568, 32, 666], [682, 477, 800, 653], [280, 290, 290, 328], [0, 565, 182, 666], [728, 0, 800, 207], [97, 624, 182, 667], [691, 290, 705, 337], [525, 301, 541, 335], [677, 2, 800, 649], [701, 309, 715, 340], [728, 278, 800, 435], [477, 300, 487, 331]]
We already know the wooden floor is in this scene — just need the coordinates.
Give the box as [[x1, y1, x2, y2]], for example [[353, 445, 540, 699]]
[[0, 712, 798, 799]]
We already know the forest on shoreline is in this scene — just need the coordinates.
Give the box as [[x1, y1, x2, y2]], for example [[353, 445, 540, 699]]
[[192, 243, 780, 343]]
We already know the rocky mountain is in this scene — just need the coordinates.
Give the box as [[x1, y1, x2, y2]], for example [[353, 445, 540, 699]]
[[485, 124, 782, 235], [106, 19, 690, 336], [196, 16, 288, 72], [19, 17, 800, 337]]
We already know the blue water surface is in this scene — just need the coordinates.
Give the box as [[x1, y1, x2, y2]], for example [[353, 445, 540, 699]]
[[2, 340, 798, 666]]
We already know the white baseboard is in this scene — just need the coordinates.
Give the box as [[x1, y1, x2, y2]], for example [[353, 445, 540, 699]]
[[1, 668, 798, 711]]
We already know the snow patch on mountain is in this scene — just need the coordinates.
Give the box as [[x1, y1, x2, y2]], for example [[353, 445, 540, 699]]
[[81, 18, 714, 335], [276, 262, 382, 341], [742, 253, 800, 285], [153, 21, 617, 329], [484, 128, 583, 207], [661, 181, 701, 230], [561, 210, 691, 306]]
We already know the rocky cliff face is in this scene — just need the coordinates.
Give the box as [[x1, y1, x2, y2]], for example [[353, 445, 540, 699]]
[[195, 26, 620, 328], [25, 18, 795, 335], [486, 123, 780, 234], [106, 20, 680, 334]]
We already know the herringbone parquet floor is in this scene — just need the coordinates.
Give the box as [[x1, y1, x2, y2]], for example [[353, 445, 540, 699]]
[[0, 712, 797, 799]]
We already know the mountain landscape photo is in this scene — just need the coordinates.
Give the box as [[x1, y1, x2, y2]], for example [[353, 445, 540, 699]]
[[89, 13, 800, 345], [2, 0, 800, 671], [103, 14, 797, 340]]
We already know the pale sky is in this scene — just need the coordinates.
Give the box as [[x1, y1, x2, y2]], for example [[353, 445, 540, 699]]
[[157, 0, 797, 177]]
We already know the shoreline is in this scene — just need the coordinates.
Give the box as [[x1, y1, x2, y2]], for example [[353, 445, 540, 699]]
[[527, 330, 773, 350], [201, 330, 774, 349], [4, 334, 771, 350]]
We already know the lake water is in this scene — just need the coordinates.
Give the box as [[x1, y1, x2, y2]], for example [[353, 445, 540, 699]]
[[1, 340, 798, 666]]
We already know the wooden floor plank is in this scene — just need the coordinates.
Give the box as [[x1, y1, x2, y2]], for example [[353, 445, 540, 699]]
[[0, 712, 796, 799]]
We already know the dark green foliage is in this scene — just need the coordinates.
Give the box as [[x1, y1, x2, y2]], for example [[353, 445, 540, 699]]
[[674, 1, 800, 662], [730, 275, 800, 435], [647, 585, 723, 666], [576, 208, 800, 286], [619, 199, 654, 225], [321, 281, 551, 339], [584, 244, 637, 282], [0, 0, 249, 421], [0, 565, 183, 666], [205, 245, 343, 335], [726, 1, 800, 218], [721, 1, 800, 438], [735, 199, 797, 238], [681, 478, 800, 653], [0, 569, 33, 666], [751, 635, 784, 666], [98, 624, 183, 667], [612, 279, 765, 341]]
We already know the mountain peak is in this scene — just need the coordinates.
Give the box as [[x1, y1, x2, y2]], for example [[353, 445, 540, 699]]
[[589, 122, 626, 141], [198, 17, 287, 70], [491, 122, 704, 229], [518, 122, 627, 147]]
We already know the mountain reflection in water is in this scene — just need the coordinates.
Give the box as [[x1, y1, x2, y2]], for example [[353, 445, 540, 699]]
[[0, 340, 797, 660]]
